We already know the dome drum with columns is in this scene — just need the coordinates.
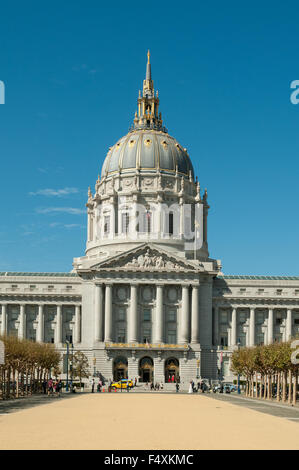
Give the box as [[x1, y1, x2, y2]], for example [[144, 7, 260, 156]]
[[80, 51, 211, 263]]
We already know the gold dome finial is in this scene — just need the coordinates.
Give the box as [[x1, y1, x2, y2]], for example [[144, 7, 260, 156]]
[[147, 49, 150, 64]]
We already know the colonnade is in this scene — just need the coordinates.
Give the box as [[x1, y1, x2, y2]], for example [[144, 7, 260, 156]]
[[0, 303, 81, 344], [214, 305, 296, 347], [94, 283, 201, 345]]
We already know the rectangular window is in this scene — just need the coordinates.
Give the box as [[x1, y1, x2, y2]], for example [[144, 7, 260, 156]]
[[118, 309, 125, 321], [144, 211, 151, 233], [117, 328, 126, 343], [29, 285, 36, 290], [48, 285, 54, 290], [168, 212, 174, 235], [276, 289, 283, 295], [104, 215, 110, 234], [121, 212, 130, 234], [239, 334, 246, 346], [168, 310, 176, 322], [239, 312, 246, 324], [167, 330, 176, 344], [143, 327, 151, 343], [220, 335, 228, 347], [220, 311, 228, 324], [143, 309, 151, 321], [256, 312, 264, 324]]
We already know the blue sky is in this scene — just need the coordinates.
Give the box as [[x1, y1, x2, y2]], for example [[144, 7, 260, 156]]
[[0, 0, 299, 274]]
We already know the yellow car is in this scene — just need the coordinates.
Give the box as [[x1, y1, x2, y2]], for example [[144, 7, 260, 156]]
[[111, 379, 133, 389]]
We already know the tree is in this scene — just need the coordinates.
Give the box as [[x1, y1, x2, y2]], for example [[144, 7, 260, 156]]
[[72, 351, 89, 386]]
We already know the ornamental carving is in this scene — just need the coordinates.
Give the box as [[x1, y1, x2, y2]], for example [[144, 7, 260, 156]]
[[95, 246, 197, 272], [163, 178, 174, 190], [142, 178, 154, 188]]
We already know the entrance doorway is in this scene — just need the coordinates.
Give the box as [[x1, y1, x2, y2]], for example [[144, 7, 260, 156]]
[[113, 357, 128, 381], [165, 357, 180, 383], [139, 356, 154, 383]]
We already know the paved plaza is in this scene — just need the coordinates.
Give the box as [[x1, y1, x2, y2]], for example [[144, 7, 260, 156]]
[[0, 392, 298, 450]]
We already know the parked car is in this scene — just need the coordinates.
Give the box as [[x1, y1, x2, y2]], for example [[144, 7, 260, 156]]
[[222, 383, 237, 392], [111, 379, 133, 390]]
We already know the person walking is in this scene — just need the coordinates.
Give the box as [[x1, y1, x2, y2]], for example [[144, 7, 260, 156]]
[[188, 381, 193, 394], [47, 378, 53, 396], [57, 379, 62, 397], [176, 382, 180, 393], [91, 379, 95, 393], [42, 379, 47, 395]]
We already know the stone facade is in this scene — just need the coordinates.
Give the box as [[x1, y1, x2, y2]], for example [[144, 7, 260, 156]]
[[1, 54, 299, 388]]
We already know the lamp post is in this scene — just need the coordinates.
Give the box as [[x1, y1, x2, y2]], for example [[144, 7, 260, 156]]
[[237, 339, 241, 394], [65, 340, 70, 392], [93, 357, 96, 377]]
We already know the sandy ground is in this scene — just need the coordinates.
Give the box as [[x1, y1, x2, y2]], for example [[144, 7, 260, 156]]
[[0, 393, 298, 450]]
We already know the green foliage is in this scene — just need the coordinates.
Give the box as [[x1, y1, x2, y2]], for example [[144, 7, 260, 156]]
[[231, 340, 298, 377]]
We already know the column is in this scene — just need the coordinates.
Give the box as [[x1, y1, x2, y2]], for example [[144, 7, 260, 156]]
[[179, 200, 184, 238], [56, 305, 62, 344], [213, 305, 219, 346], [191, 285, 199, 343], [154, 285, 163, 343], [75, 305, 81, 343], [179, 285, 189, 344], [94, 284, 103, 342], [286, 308, 292, 341], [128, 284, 138, 343], [104, 284, 113, 342], [1, 304, 7, 335], [18, 304, 26, 339], [37, 304, 44, 342], [268, 308, 273, 344], [249, 307, 255, 346], [231, 308, 237, 347]]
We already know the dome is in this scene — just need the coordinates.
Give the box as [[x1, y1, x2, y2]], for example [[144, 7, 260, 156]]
[[101, 129, 194, 179]]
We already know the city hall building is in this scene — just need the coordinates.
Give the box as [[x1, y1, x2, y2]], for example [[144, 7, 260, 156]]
[[1, 53, 299, 387]]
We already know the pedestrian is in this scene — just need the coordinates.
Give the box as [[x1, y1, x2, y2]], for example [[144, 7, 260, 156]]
[[160, 382, 164, 390], [47, 378, 53, 396], [91, 378, 95, 393], [42, 379, 47, 395], [134, 377, 137, 387], [171, 375, 175, 383], [57, 379, 62, 397], [188, 381, 193, 394], [176, 382, 179, 393]]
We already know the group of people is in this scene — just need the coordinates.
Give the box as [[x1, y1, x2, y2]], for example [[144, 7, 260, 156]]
[[188, 380, 209, 394], [149, 382, 164, 391], [42, 378, 63, 396]]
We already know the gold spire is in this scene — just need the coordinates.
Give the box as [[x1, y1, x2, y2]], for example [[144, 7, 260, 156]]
[[147, 49, 150, 64]]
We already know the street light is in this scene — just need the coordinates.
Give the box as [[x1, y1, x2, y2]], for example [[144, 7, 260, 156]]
[[237, 339, 241, 394], [65, 340, 69, 392]]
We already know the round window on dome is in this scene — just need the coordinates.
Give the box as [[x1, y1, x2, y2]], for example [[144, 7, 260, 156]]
[[144, 139, 152, 147], [129, 140, 136, 148]]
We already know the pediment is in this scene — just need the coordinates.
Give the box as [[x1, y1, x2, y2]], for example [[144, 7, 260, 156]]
[[91, 244, 201, 272]]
